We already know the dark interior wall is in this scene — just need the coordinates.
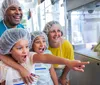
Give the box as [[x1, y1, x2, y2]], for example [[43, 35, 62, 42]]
[[66, 0, 96, 11]]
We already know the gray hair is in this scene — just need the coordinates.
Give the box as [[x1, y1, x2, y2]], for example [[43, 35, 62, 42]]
[[43, 21, 63, 35]]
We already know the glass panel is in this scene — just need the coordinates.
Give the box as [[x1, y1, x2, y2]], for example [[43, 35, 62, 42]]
[[70, 1, 100, 50], [36, 0, 65, 31]]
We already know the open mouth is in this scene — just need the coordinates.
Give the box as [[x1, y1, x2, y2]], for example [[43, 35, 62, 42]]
[[22, 55, 27, 62], [53, 35, 61, 41], [13, 16, 21, 21], [24, 55, 27, 58], [14, 17, 20, 21], [39, 48, 45, 53]]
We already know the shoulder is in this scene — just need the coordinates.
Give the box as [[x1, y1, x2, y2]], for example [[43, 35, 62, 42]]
[[17, 24, 24, 29], [44, 50, 52, 54], [29, 52, 37, 62], [62, 39, 72, 45], [0, 61, 9, 83], [0, 60, 9, 68], [61, 39, 74, 50], [0, 20, 3, 24], [0, 20, 6, 36], [29, 52, 37, 57], [0, 20, 4, 27]]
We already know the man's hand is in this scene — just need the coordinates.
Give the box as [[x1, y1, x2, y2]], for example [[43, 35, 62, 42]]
[[19, 69, 35, 85]]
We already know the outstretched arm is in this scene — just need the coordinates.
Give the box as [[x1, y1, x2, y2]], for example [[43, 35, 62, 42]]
[[0, 54, 34, 84], [33, 53, 89, 72]]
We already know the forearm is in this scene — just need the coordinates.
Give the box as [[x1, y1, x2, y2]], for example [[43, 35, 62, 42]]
[[33, 53, 89, 72], [0, 54, 25, 72], [50, 66, 58, 85], [33, 54, 69, 65], [60, 66, 70, 79]]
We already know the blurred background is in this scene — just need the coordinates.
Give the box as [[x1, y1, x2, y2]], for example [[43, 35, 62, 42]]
[[0, 0, 100, 50]]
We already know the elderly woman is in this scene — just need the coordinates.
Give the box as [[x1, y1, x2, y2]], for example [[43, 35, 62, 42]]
[[43, 21, 74, 85]]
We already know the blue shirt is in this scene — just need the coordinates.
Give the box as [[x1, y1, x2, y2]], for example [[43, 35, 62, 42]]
[[0, 20, 24, 36]]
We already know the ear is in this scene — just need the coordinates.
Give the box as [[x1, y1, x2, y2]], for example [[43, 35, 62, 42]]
[[9, 49, 12, 54], [8, 51, 12, 54], [61, 31, 63, 36]]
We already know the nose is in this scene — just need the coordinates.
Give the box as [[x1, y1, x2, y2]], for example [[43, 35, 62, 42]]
[[22, 48, 27, 54], [15, 9, 20, 14], [55, 31, 58, 36], [40, 42, 44, 47]]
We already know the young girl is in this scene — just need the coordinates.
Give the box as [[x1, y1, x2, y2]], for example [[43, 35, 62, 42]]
[[0, 28, 89, 85], [31, 31, 58, 85]]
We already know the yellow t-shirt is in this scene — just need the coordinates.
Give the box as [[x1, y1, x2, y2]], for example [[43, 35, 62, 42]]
[[48, 40, 74, 68]]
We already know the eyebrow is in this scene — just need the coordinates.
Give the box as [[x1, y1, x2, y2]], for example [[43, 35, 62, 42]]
[[34, 37, 45, 41]]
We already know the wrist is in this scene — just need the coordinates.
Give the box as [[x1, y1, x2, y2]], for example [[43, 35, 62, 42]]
[[65, 59, 70, 67], [60, 75, 66, 80]]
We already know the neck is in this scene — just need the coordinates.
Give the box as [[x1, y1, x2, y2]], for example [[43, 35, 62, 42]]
[[49, 38, 64, 48], [49, 41, 60, 48], [4, 20, 17, 28]]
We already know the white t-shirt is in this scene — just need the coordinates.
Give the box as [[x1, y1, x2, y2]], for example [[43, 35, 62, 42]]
[[34, 50, 54, 85], [0, 52, 39, 85]]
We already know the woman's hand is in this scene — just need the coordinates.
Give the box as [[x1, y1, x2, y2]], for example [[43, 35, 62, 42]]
[[67, 60, 89, 72], [59, 77, 69, 85]]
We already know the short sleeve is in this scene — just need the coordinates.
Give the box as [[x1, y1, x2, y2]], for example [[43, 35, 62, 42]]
[[0, 62, 8, 83], [29, 52, 37, 63], [63, 40, 74, 60]]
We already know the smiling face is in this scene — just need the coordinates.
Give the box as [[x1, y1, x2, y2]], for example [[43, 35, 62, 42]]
[[48, 24, 62, 43], [32, 36, 47, 54], [10, 39, 29, 64], [4, 5, 23, 28]]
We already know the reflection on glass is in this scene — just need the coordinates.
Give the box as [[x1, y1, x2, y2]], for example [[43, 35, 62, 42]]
[[70, 1, 100, 50]]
